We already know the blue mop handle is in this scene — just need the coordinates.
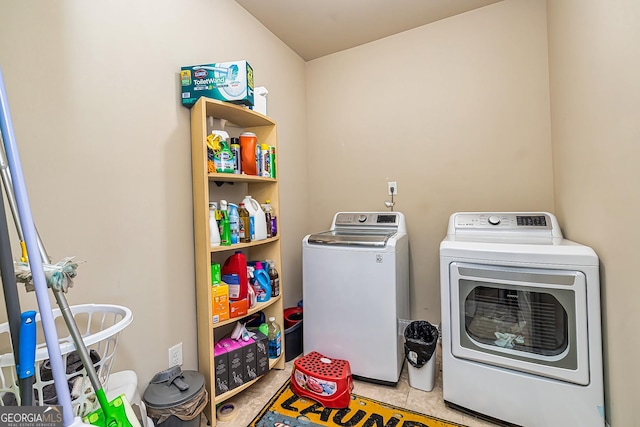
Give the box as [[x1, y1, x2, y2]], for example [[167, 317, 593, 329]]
[[0, 67, 74, 426], [17, 311, 36, 379]]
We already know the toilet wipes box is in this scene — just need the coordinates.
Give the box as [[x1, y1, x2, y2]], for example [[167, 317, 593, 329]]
[[180, 61, 254, 108]]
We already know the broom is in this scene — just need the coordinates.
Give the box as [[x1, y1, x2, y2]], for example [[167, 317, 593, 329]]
[[0, 67, 139, 427]]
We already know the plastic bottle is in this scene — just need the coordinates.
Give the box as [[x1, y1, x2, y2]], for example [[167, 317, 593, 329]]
[[262, 202, 273, 238], [219, 200, 231, 246], [229, 137, 241, 174], [265, 199, 277, 237], [267, 260, 280, 297], [215, 141, 235, 173], [209, 202, 221, 247], [211, 131, 234, 174], [239, 132, 258, 175], [242, 195, 267, 241], [228, 203, 240, 244], [222, 251, 248, 301], [269, 146, 276, 178], [256, 142, 262, 177], [267, 316, 282, 359], [252, 262, 272, 302], [260, 144, 270, 177], [238, 203, 251, 243]]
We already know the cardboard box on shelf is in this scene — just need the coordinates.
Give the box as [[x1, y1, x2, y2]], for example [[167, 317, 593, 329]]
[[180, 60, 254, 108], [229, 299, 248, 318], [213, 342, 229, 395], [239, 339, 257, 382], [219, 338, 244, 390], [212, 284, 229, 324], [249, 329, 269, 377]]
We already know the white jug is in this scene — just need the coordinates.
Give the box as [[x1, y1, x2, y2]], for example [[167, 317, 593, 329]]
[[242, 195, 268, 241]]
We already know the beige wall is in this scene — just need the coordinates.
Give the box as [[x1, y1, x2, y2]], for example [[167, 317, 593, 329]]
[[306, 0, 554, 323], [0, 0, 308, 390], [547, 1, 640, 425]]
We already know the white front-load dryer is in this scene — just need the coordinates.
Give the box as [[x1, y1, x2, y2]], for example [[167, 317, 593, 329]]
[[302, 212, 410, 385], [440, 212, 605, 427]]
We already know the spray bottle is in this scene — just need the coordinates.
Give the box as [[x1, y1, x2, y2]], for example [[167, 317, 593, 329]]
[[219, 200, 232, 246], [209, 202, 221, 247], [209, 130, 234, 174]]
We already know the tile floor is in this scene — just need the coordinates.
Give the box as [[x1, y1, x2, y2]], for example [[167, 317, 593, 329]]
[[209, 344, 503, 427]]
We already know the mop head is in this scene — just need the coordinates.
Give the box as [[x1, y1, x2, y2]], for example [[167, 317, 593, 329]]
[[83, 394, 141, 427], [14, 256, 80, 292]]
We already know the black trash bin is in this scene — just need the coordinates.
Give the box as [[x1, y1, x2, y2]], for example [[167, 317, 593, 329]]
[[143, 366, 208, 427], [403, 320, 439, 391]]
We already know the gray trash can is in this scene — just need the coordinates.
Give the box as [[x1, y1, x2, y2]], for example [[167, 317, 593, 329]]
[[404, 321, 439, 392], [143, 367, 208, 427]]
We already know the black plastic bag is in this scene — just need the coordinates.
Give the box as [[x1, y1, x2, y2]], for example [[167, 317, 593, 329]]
[[404, 321, 439, 368]]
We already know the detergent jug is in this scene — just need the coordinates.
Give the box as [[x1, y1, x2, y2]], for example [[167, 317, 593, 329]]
[[222, 251, 248, 301], [242, 195, 267, 241], [252, 262, 272, 303]]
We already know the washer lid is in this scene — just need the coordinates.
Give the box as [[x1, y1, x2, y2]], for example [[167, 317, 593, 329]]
[[143, 367, 205, 408], [307, 229, 395, 247]]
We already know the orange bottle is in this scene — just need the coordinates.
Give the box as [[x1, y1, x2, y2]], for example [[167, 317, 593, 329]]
[[239, 132, 258, 175]]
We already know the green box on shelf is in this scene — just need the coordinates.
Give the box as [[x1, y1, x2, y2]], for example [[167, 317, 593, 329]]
[[180, 60, 254, 108]]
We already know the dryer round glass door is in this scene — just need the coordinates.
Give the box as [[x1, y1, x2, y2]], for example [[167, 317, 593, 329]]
[[449, 262, 590, 385]]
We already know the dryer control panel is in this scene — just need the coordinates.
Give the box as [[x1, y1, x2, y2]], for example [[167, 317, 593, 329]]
[[449, 212, 562, 238]]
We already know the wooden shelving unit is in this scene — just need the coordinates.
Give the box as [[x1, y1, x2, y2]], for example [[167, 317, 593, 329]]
[[189, 97, 285, 426]]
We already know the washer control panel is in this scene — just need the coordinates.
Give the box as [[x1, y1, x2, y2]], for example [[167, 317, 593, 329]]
[[335, 212, 399, 227]]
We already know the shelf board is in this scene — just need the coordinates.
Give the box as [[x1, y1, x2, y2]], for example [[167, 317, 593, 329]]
[[199, 97, 276, 128], [213, 353, 285, 405], [212, 295, 282, 328], [209, 173, 277, 184], [209, 236, 280, 254]]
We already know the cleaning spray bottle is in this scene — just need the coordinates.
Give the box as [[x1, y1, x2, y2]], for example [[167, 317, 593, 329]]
[[209, 202, 221, 247], [219, 200, 231, 246], [210, 131, 234, 174]]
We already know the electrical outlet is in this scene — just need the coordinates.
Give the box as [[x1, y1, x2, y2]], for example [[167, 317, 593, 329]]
[[168, 342, 183, 367], [388, 181, 398, 196]]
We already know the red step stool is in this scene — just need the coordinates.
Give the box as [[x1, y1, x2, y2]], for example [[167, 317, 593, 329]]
[[290, 351, 353, 409]]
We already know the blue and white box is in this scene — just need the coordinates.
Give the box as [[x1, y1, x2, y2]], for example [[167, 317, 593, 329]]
[[181, 60, 254, 108]]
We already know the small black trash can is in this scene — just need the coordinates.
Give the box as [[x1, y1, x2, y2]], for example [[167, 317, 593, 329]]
[[143, 366, 208, 427], [285, 319, 303, 362], [404, 320, 439, 391]]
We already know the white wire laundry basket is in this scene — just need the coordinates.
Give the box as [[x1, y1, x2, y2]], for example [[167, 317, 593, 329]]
[[0, 303, 132, 416]]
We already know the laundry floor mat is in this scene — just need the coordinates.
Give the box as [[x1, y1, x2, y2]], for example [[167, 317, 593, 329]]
[[249, 379, 468, 427]]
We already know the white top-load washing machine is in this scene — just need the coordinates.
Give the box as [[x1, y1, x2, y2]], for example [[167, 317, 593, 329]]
[[440, 212, 605, 427], [303, 212, 409, 385]]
